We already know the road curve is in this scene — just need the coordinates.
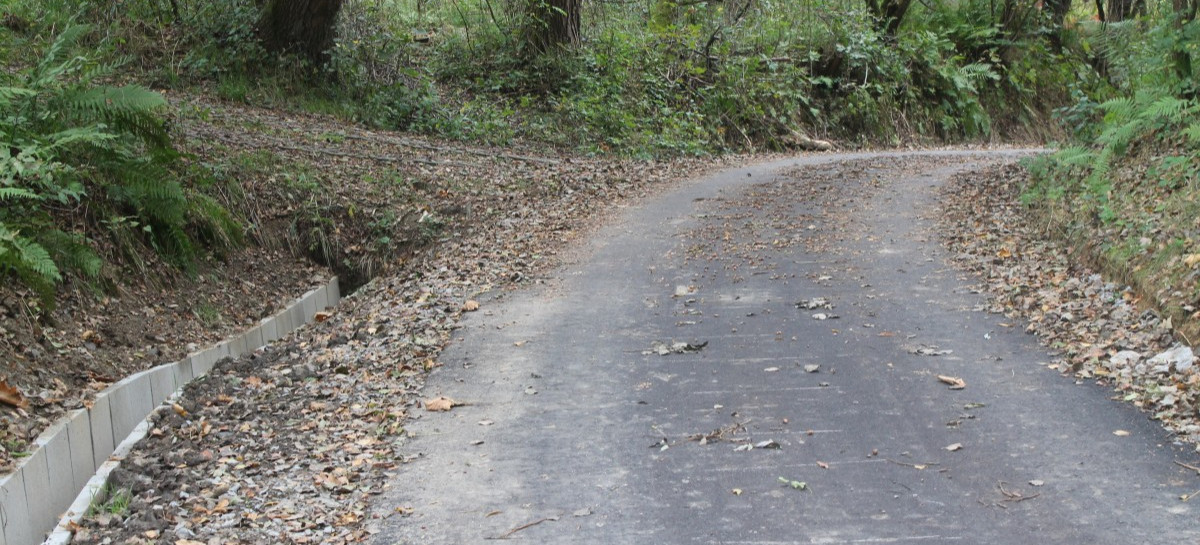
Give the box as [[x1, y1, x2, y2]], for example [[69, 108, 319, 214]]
[[370, 151, 1200, 545]]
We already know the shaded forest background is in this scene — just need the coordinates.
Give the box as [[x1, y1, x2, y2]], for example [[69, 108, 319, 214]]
[[0, 0, 1198, 334]]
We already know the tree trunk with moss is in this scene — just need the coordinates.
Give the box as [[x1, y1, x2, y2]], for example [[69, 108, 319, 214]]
[[525, 0, 581, 54], [258, 0, 344, 66]]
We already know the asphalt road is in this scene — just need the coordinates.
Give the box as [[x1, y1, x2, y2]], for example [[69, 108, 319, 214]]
[[370, 152, 1200, 544]]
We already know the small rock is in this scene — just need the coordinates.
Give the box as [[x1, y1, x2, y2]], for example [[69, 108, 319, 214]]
[[1147, 345, 1194, 374]]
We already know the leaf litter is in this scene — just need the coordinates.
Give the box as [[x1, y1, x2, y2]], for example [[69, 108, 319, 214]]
[[69, 96, 736, 544], [940, 163, 1200, 449]]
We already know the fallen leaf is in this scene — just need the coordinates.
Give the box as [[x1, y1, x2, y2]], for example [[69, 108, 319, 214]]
[[817, 461, 830, 469], [910, 345, 953, 356], [1029, 480, 1045, 487], [763, 367, 780, 372], [425, 396, 457, 412], [796, 298, 833, 310], [463, 300, 481, 312], [572, 508, 592, 517], [0, 380, 28, 409], [803, 364, 821, 373], [945, 443, 963, 452], [754, 439, 781, 449], [314, 311, 333, 322], [731, 488, 743, 495], [1113, 430, 1131, 436], [778, 477, 808, 490], [937, 375, 966, 389], [645, 340, 707, 355]]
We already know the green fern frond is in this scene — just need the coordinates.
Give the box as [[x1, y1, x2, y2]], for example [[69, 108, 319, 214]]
[[0, 188, 41, 201], [1183, 122, 1200, 145], [64, 85, 168, 115], [30, 25, 90, 89], [0, 86, 36, 107], [1099, 96, 1136, 123], [0, 223, 62, 298], [37, 230, 102, 278], [1141, 96, 1193, 124], [1053, 146, 1096, 168], [42, 125, 117, 151], [186, 191, 244, 254], [1098, 119, 1143, 155]]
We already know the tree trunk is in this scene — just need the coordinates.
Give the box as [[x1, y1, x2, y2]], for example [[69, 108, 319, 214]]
[[1104, 0, 1145, 21], [1171, 0, 1197, 89], [1043, 0, 1071, 50], [258, 0, 344, 66], [525, 0, 581, 53], [865, 0, 913, 37], [1044, 0, 1071, 27]]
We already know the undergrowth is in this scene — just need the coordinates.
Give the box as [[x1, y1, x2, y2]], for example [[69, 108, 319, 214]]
[[1024, 11, 1200, 341], [3, 0, 1089, 157], [0, 25, 243, 306]]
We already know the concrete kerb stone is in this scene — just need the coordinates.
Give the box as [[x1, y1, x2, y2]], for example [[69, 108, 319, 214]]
[[314, 284, 329, 311], [105, 380, 137, 455], [229, 334, 249, 360], [173, 356, 194, 392], [260, 315, 279, 344], [21, 276, 342, 545], [125, 372, 153, 433], [0, 469, 32, 545], [288, 302, 306, 333], [189, 349, 213, 378], [328, 277, 341, 306], [301, 292, 318, 325], [87, 393, 114, 471], [245, 325, 265, 352], [214, 340, 232, 365], [147, 364, 176, 408], [64, 410, 93, 494], [32, 420, 74, 529], [20, 446, 53, 545]]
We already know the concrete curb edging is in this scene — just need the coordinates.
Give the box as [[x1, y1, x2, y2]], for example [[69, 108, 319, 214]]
[[0, 277, 340, 545]]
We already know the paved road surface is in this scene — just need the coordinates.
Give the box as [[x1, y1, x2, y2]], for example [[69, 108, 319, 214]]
[[371, 152, 1200, 544]]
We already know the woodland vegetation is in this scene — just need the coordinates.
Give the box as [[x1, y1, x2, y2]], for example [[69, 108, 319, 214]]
[[0, 0, 1197, 327]]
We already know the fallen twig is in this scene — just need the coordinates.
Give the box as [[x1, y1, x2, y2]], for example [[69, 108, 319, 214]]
[[886, 458, 938, 469], [1174, 460, 1200, 475], [489, 516, 559, 540], [997, 481, 1039, 503]]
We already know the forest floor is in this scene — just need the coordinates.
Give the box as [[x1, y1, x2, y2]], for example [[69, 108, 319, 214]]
[[1, 96, 1196, 544]]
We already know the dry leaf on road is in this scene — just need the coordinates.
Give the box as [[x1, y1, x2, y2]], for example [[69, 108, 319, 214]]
[[937, 375, 966, 389], [425, 396, 458, 412]]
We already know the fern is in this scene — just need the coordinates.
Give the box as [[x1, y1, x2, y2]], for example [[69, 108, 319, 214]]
[[0, 188, 41, 201], [0, 25, 244, 305], [1143, 96, 1192, 124], [1183, 122, 1200, 145], [0, 223, 61, 301]]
